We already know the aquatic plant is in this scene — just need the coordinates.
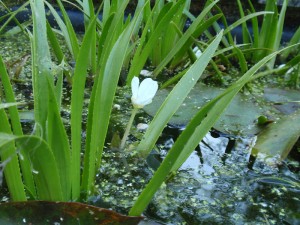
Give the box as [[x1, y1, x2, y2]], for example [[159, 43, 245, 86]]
[[0, 0, 298, 219], [120, 77, 158, 150]]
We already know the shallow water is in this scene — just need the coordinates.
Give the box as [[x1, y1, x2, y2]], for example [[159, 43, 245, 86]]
[[89, 88, 300, 225]]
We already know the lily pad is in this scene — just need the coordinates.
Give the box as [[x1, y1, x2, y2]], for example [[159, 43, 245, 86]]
[[264, 87, 300, 115], [144, 83, 273, 136], [252, 109, 300, 160], [0, 201, 143, 225]]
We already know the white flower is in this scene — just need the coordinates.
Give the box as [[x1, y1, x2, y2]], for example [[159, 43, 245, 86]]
[[131, 76, 158, 109]]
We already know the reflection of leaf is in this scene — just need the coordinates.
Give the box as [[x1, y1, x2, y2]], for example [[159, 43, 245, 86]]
[[0, 201, 143, 225], [144, 83, 272, 135], [253, 110, 300, 160], [250, 176, 300, 189]]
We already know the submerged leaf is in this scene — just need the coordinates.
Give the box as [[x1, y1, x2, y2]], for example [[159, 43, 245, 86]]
[[253, 110, 300, 160], [264, 87, 300, 115], [144, 83, 273, 135], [0, 201, 143, 225]]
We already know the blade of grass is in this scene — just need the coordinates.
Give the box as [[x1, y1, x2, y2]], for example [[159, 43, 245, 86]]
[[281, 26, 300, 60], [223, 11, 274, 37], [0, 133, 64, 201], [70, 17, 97, 201], [248, 0, 258, 48], [152, 0, 219, 77], [0, 1, 30, 36], [46, 77, 71, 201], [254, 1, 277, 61], [3, 20, 32, 37], [0, 55, 36, 197], [81, 3, 144, 197], [96, 0, 130, 71], [45, 0, 79, 59], [233, 44, 248, 74], [46, 21, 65, 64], [161, 0, 189, 61], [149, 2, 173, 66], [127, 0, 186, 83], [82, 0, 97, 74], [46, 22, 72, 84], [267, 0, 288, 69], [0, 113, 26, 201], [30, 0, 53, 139], [237, 0, 250, 44], [170, 13, 222, 68]]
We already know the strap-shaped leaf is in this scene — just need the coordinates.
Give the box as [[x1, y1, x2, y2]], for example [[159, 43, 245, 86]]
[[0, 133, 63, 201]]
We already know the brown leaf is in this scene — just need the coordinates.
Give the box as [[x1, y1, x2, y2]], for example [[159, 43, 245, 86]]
[[0, 201, 143, 225]]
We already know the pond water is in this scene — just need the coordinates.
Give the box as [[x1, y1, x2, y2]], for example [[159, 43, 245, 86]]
[[0, 32, 299, 225]]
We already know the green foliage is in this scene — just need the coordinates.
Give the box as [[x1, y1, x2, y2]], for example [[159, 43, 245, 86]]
[[238, 0, 295, 69], [0, 134, 64, 201], [0, 55, 33, 200], [129, 40, 281, 217], [0, 1, 30, 36], [127, 0, 220, 82], [0, 0, 298, 218]]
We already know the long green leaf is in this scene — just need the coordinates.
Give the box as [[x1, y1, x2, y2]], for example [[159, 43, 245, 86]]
[[81, 3, 144, 196], [83, 0, 97, 74], [70, 17, 97, 201], [254, 1, 277, 61], [30, 0, 53, 139], [223, 11, 274, 37], [267, 0, 288, 69], [82, 0, 132, 195], [46, 77, 71, 201], [0, 133, 64, 201], [248, 0, 259, 54], [0, 55, 35, 196], [281, 26, 300, 60], [161, 0, 189, 62], [237, 0, 250, 44], [45, 1, 79, 59], [97, 0, 130, 71], [0, 114, 26, 201], [46, 22, 65, 64]]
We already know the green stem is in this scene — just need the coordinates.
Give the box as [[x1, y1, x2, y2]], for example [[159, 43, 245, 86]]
[[120, 107, 139, 150]]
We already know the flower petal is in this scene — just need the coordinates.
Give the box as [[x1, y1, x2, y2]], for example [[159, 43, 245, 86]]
[[136, 78, 158, 106], [131, 77, 139, 100], [131, 77, 158, 108]]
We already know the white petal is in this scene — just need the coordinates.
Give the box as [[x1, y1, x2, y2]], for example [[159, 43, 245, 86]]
[[131, 77, 139, 100], [136, 78, 158, 106]]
